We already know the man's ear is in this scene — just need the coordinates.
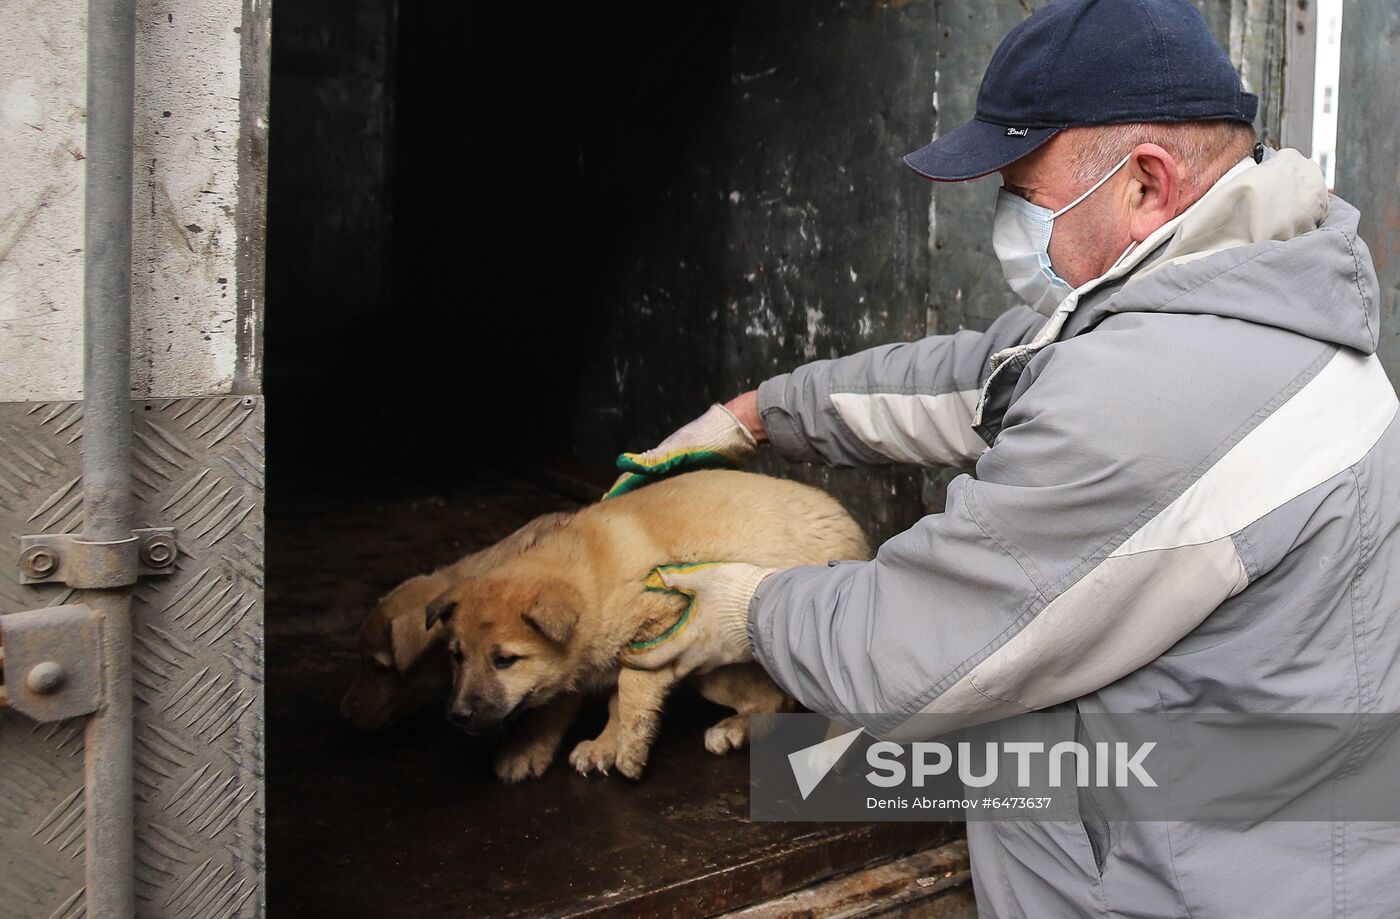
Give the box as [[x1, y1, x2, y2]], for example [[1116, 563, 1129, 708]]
[[1126, 142, 1182, 241], [425, 596, 457, 631], [522, 582, 581, 645]]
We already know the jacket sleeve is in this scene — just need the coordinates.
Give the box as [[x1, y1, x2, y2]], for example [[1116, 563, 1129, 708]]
[[756, 305, 1043, 468], [747, 328, 1273, 734]]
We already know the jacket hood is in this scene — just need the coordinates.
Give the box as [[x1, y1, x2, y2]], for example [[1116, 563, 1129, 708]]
[[1071, 148, 1381, 355]]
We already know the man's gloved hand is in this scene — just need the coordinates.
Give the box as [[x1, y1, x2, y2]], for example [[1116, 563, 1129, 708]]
[[604, 403, 759, 499], [619, 562, 777, 676]]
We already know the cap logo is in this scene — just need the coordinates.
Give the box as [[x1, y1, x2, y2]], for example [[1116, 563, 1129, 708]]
[[1005, 127, 1029, 137]]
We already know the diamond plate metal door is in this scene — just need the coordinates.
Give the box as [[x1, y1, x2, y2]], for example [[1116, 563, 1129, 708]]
[[0, 396, 265, 919]]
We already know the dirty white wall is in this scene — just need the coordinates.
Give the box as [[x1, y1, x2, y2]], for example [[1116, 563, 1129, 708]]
[[0, 0, 267, 402]]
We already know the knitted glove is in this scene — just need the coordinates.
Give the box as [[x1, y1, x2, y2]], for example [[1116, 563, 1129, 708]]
[[603, 404, 759, 500], [619, 562, 776, 676]]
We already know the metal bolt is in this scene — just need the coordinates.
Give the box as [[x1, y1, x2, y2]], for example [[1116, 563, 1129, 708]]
[[26, 661, 65, 695], [20, 545, 58, 578], [140, 534, 176, 567]]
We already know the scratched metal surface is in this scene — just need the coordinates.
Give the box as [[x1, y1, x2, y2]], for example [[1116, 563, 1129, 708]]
[[564, 0, 1286, 543], [0, 397, 264, 919], [0, 2, 267, 403], [1334, 0, 1400, 389], [564, 1, 939, 546]]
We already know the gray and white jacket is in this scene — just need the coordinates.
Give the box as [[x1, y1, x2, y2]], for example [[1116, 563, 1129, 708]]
[[750, 149, 1400, 918]]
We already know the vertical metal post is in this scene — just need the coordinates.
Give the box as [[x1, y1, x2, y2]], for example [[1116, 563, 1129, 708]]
[[1281, 0, 1316, 155], [1334, 1, 1400, 389], [82, 0, 138, 915]]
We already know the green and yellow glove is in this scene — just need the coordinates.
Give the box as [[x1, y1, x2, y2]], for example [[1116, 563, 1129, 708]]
[[619, 561, 776, 676], [603, 403, 759, 500]]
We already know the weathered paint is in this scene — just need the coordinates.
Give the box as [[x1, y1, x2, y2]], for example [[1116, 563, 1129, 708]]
[[1280, 0, 1316, 154], [569, 1, 938, 544], [0, 0, 261, 401], [1334, 0, 1400, 389], [235, 0, 270, 395], [566, 0, 1286, 542]]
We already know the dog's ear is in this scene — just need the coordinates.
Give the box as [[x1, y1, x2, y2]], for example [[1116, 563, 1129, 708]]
[[390, 612, 443, 671], [522, 582, 580, 645], [425, 596, 458, 631]]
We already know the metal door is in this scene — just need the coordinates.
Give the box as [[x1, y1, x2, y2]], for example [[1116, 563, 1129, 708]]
[[0, 0, 267, 916]]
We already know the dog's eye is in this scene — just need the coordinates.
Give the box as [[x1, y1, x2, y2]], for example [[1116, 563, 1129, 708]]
[[492, 652, 521, 670], [451, 647, 466, 664]]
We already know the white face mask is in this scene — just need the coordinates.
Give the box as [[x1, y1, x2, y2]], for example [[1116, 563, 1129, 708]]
[[992, 152, 1132, 316]]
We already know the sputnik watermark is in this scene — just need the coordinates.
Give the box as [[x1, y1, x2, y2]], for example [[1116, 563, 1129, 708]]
[[787, 727, 863, 799], [865, 739, 1157, 788], [751, 712, 1400, 822], [787, 727, 1156, 801]]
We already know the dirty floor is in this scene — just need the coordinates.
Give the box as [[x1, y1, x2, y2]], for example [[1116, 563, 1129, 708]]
[[266, 469, 961, 917]]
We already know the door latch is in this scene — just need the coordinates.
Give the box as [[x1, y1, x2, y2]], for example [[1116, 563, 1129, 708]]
[[0, 604, 103, 722]]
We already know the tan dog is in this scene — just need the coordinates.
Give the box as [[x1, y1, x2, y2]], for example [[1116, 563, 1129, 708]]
[[340, 511, 572, 732], [426, 470, 871, 780]]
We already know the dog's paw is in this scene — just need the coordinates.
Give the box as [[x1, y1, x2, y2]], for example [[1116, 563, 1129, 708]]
[[704, 714, 750, 755], [494, 742, 556, 783], [569, 737, 618, 776], [613, 739, 653, 780]]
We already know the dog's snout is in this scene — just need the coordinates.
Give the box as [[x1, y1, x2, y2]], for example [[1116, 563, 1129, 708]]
[[448, 704, 474, 728]]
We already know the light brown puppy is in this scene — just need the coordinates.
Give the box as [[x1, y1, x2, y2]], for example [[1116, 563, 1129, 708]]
[[426, 470, 871, 780], [340, 511, 572, 733]]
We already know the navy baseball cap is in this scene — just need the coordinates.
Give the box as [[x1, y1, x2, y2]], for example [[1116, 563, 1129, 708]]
[[904, 0, 1258, 182]]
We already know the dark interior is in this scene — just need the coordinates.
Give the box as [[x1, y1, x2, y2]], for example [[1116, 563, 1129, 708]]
[[266, 3, 736, 486], [264, 2, 962, 915]]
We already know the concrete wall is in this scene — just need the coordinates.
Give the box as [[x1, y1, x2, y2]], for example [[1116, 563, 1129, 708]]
[[0, 0, 267, 402]]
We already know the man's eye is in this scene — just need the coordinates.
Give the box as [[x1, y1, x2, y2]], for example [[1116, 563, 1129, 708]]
[[372, 659, 393, 673], [492, 653, 521, 670]]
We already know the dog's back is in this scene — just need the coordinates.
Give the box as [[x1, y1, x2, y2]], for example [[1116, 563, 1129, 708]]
[[568, 469, 871, 575]]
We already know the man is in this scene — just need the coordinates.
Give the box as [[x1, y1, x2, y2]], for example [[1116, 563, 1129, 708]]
[[614, 0, 1399, 915]]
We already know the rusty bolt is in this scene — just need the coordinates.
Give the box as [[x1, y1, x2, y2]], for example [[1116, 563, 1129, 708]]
[[20, 545, 58, 578], [140, 534, 176, 568], [27, 661, 65, 695]]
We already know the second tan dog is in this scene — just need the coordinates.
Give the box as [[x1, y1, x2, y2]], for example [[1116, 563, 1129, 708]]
[[340, 511, 572, 733], [426, 470, 871, 780]]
